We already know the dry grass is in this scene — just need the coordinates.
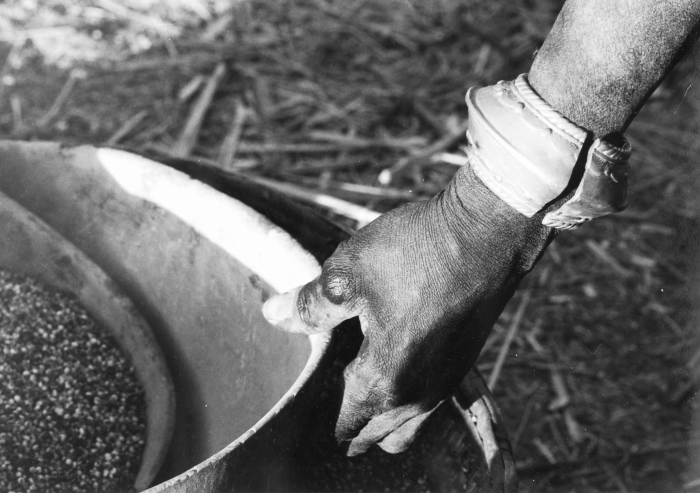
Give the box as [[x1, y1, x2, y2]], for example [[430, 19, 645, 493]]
[[1, 0, 698, 491]]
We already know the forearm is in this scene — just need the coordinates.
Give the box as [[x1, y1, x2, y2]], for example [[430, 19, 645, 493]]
[[459, 0, 700, 232], [530, 0, 700, 139]]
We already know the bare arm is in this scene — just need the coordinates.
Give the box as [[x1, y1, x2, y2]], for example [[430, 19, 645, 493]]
[[530, 0, 700, 138]]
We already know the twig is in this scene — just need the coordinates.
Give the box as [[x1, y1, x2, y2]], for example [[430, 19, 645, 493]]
[[0, 37, 25, 114], [200, 12, 234, 42], [478, 322, 507, 355], [636, 222, 675, 235], [478, 358, 594, 376], [379, 121, 469, 184], [473, 44, 492, 75], [131, 114, 178, 144], [659, 312, 685, 338], [177, 75, 205, 101], [361, 21, 418, 51], [217, 100, 249, 168], [36, 69, 86, 129], [629, 167, 684, 194], [585, 240, 634, 279], [537, 265, 552, 286], [238, 142, 344, 154], [685, 476, 700, 490], [162, 36, 179, 58], [182, 0, 212, 21], [512, 385, 540, 451], [326, 181, 416, 200], [253, 76, 275, 128], [294, 184, 418, 202], [432, 152, 469, 166], [547, 365, 570, 411], [563, 409, 584, 445], [532, 438, 557, 464], [104, 53, 224, 72], [244, 175, 381, 228], [412, 99, 447, 134], [602, 463, 631, 493], [603, 208, 655, 222], [0, 27, 75, 42], [308, 131, 427, 150], [488, 288, 532, 391], [285, 156, 376, 174], [172, 62, 227, 157], [688, 344, 700, 371], [10, 94, 22, 133], [524, 324, 545, 353], [142, 143, 257, 171], [547, 416, 573, 461], [518, 438, 700, 474], [106, 111, 148, 146], [461, 15, 520, 67], [630, 236, 686, 283], [547, 242, 563, 264]]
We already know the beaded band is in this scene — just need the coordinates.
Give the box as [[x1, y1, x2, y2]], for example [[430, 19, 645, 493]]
[[465, 74, 631, 230]]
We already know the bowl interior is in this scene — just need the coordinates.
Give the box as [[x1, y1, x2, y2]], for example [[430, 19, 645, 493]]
[[0, 142, 324, 486]]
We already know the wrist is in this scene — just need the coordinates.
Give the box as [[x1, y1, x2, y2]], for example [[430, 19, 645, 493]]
[[448, 164, 552, 237], [441, 164, 555, 277]]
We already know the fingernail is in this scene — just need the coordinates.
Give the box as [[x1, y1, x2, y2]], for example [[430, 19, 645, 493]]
[[262, 291, 295, 327], [346, 438, 370, 457], [377, 435, 410, 454]]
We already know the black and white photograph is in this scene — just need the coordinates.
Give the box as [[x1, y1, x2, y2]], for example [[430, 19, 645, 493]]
[[0, 1, 699, 492]]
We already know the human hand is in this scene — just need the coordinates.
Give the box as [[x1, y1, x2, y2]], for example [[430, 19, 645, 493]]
[[262, 165, 555, 456]]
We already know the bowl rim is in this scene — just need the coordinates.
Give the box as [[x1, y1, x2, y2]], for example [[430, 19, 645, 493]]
[[90, 148, 333, 492]]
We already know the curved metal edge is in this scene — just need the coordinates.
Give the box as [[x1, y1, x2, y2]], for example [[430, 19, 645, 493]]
[[138, 151, 355, 263], [451, 368, 518, 493], [94, 148, 322, 295], [0, 190, 176, 491], [109, 149, 336, 492], [146, 330, 333, 492], [90, 147, 332, 491]]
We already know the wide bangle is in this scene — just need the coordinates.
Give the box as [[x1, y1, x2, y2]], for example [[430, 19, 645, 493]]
[[465, 74, 631, 230]]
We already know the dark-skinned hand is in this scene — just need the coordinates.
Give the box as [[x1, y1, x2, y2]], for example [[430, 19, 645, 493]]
[[262, 164, 555, 456]]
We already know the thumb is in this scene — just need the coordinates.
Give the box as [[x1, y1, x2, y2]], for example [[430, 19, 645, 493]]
[[262, 276, 357, 335]]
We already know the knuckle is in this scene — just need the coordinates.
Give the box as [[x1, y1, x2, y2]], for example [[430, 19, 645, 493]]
[[319, 256, 354, 304], [322, 270, 351, 302], [295, 269, 352, 330]]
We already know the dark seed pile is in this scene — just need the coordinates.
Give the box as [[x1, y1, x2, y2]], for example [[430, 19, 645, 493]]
[[0, 270, 147, 493]]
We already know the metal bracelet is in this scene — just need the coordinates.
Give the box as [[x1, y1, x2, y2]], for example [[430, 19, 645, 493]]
[[542, 138, 631, 230], [465, 74, 631, 230]]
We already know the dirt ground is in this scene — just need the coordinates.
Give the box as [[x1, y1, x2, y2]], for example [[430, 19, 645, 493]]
[[1, 1, 699, 492]]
